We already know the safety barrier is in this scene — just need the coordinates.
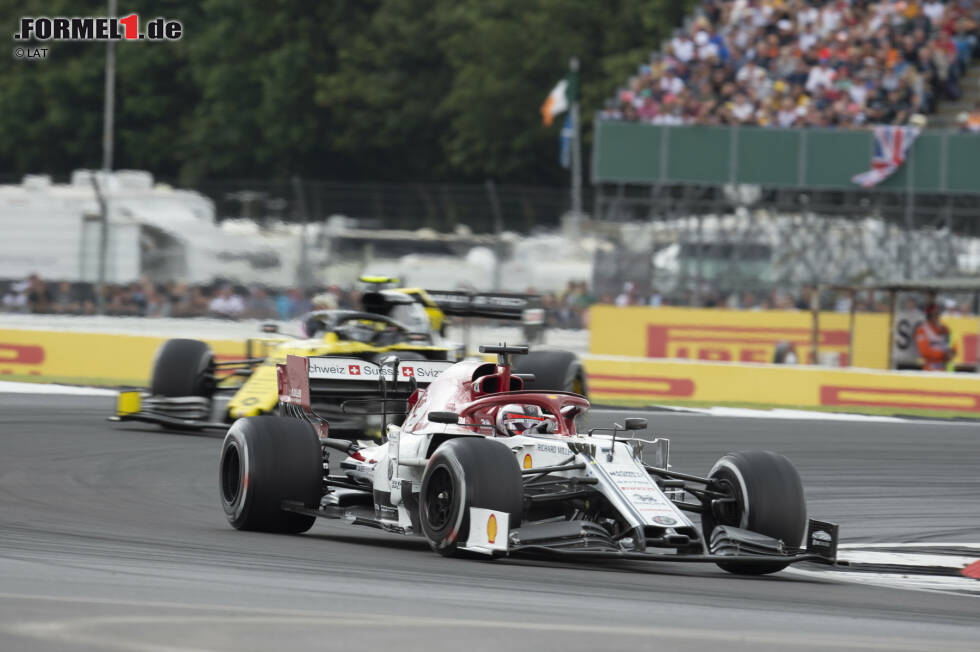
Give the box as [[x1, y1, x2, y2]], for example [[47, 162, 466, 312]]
[[589, 305, 979, 371], [584, 355, 980, 413], [3, 324, 978, 416], [0, 329, 243, 386]]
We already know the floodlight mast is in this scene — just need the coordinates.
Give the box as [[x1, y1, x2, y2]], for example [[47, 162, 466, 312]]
[[97, 0, 117, 316]]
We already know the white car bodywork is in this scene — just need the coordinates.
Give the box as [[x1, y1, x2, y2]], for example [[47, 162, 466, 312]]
[[342, 423, 688, 555]]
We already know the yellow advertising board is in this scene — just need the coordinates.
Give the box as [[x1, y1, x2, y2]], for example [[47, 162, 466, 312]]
[[584, 355, 980, 414], [3, 325, 980, 417], [590, 305, 979, 370], [0, 329, 242, 386]]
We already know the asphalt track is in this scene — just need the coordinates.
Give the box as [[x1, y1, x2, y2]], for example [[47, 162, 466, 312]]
[[1, 394, 978, 651]]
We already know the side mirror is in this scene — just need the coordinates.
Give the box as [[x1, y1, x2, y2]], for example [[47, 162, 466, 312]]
[[261, 323, 279, 334], [381, 355, 400, 368], [624, 417, 647, 431], [428, 411, 460, 424]]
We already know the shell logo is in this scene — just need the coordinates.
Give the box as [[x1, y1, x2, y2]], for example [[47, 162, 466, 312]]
[[522, 453, 533, 469], [487, 513, 498, 543]]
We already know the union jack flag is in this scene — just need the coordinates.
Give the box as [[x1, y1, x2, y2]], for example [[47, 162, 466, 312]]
[[851, 125, 920, 187]]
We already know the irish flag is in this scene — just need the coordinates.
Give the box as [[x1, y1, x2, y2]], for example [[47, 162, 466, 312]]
[[540, 79, 569, 126]]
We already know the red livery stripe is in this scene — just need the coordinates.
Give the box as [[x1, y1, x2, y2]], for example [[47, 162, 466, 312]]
[[962, 560, 980, 580]]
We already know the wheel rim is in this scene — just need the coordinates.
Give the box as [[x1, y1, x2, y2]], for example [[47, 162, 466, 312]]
[[424, 466, 454, 531], [221, 445, 242, 505], [710, 476, 743, 526]]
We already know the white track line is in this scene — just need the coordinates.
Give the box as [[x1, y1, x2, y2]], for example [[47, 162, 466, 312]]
[[635, 404, 972, 425], [841, 542, 980, 551], [838, 550, 978, 569], [797, 541, 980, 595], [0, 385, 970, 424], [0, 381, 116, 397]]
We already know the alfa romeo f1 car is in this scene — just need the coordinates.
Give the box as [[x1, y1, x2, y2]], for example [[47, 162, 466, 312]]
[[111, 282, 585, 436], [217, 344, 839, 574]]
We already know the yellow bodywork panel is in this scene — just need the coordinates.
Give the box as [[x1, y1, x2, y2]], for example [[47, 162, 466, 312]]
[[225, 331, 452, 419], [227, 364, 280, 418], [116, 390, 142, 416]]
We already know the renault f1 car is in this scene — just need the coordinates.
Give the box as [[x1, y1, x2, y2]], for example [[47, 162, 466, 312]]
[[111, 283, 585, 436], [217, 344, 839, 574]]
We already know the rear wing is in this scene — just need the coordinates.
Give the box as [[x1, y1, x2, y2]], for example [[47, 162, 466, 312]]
[[426, 290, 543, 323], [277, 355, 455, 411]]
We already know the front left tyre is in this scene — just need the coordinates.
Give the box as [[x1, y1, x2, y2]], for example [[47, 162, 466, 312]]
[[419, 437, 523, 557], [700, 450, 807, 575], [219, 416, 322, 534]]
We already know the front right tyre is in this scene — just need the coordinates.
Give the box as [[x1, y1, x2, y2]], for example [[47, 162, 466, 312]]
[[511, 349, 588, 397], [150, 338, 215, 398]]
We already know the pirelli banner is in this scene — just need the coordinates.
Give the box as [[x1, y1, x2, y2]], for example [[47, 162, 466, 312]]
[[584, 356, 980, 414], [589, 305, 979, 370], [0, 329, 244, 386]]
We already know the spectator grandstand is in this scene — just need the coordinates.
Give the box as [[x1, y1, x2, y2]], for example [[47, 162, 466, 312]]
[[601, 0, 980, 128], [4, 275, 974, 325], [0, 276, 597, 329]]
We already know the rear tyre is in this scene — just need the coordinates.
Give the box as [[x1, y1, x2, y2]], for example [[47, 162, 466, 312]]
[[219, 416, 322, 534], [419, 437, 523, 557], [150, 338, 215, 398], [512, 349, 588, 397], [701, 450, 807, 575]]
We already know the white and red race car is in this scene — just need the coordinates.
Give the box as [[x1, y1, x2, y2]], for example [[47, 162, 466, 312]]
[[218, 345, 838, 574]]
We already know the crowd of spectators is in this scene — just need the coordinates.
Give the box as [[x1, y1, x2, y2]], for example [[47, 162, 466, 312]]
[[0, 275, 600, 327], [601, 0, 980, 129], [955, 98, 980, 127], [596, 281, 974, 314], [541, 281, 595, 329], [3, 274, 972, 327], [0, 274, 601, 331], [0, 275, 363, 321]]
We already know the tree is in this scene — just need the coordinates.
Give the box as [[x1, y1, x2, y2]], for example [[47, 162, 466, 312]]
[[438, 0, 694, 184], [0, 0, 692, 186], [314, 0, 452, 181]]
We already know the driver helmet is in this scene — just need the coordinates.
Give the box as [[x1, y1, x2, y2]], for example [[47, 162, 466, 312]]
[[496, 404, 549, 436]]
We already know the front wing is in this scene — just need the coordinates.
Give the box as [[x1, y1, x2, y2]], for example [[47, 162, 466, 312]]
[[462, 507, 839, 567], [279, 495, 840, 569], [108, 390, 229, 431]]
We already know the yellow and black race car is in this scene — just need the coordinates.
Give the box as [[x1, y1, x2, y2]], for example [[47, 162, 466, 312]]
[[111, 279, 586, 435]]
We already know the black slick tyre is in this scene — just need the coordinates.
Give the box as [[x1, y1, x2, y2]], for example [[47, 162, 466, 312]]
[[419, 437, 523, 557], [701, 450, 807, 575], [150, 338, 215, 398], [512, 349, 588, 397], [219, 416, 322, 534]]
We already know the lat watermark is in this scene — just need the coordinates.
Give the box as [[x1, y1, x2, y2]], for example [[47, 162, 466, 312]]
[[13, 45, 49, 60]]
